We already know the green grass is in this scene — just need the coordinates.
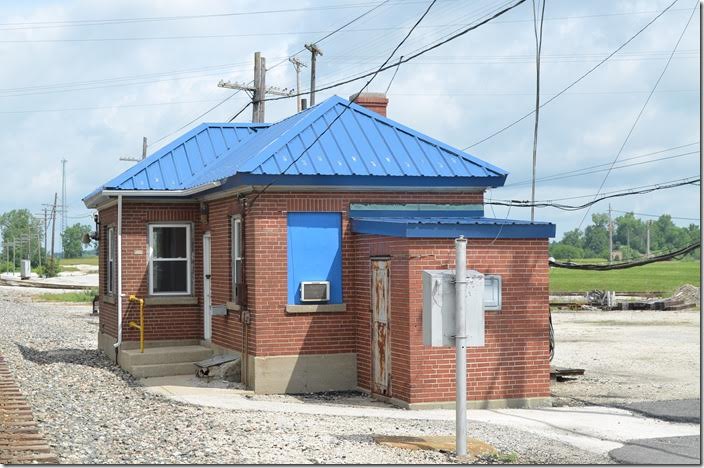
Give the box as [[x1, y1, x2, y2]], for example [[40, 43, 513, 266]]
[[60, 256, 98, 266], [550, 260, 700, 294], [35, 289, 97, 303]]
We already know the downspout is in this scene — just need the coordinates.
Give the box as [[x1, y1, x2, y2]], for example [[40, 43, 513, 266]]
[[113, 195, 123, 363], [239, 195, 249, 387]]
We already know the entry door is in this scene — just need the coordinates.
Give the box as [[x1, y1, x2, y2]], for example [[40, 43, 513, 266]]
[[371, 259, 391, 395], [203, 232, 212, 342]]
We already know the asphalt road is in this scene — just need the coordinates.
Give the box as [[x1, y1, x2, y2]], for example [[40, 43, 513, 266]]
[[608, 399, 701, 464]]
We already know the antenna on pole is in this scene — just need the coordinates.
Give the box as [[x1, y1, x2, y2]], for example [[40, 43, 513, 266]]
[[120, 137, 148, 163]]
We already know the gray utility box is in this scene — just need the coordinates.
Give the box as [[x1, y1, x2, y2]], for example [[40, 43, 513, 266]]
[[20, 259, 31, 280], [422, 269, 485, 347]]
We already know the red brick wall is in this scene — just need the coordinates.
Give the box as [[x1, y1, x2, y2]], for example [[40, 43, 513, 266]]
[[98, 205, 117, 338], [242, 191, 484, 358], [98, 201, 204, 343], [354, 236, 551, 404]]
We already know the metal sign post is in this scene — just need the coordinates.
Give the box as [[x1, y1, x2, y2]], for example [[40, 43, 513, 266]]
[[454, 236, 468, 456]]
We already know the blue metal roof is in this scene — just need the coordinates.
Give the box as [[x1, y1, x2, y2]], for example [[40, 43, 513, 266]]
[[84, 95, 510, 206], [85, 122, 269, 200], [190, 95, 507, 187], [350, 216, 556, 239]]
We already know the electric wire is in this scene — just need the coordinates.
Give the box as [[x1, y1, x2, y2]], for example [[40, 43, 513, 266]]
[[610, 209, 700, 222], [262, 0, 529, 103], [575, 0, 699, 230], [529, 0, 546, 221], [462, 0, 681, 150], [549, 241, 700, 270], [247, 0, 439, 210]]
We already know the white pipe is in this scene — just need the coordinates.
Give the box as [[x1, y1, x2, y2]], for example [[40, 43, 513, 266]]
[[454, 236, 467, 457], [114, 195, 123, 358]]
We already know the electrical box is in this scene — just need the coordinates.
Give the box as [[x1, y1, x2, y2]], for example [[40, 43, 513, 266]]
[[422, 269, 485, 347], [20, 260, 31, 280], [484, 275, 502, 311]]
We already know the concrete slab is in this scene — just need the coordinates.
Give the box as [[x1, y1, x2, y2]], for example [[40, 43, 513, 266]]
[[374, 435, 496, 458], [139, 378, 700, 457], [609, 435, 701, 464], [616, 399, 700, 423]]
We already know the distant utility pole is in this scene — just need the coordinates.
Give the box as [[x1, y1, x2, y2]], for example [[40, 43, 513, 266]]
[[289, 57, 307, 112], [608, 204, 613, 264], [218, 52, 294, 123], [50, 192, 58, 260], [305, 43, 323, 106], [120, 137, 148, 163], [60, 159, 67, 241]]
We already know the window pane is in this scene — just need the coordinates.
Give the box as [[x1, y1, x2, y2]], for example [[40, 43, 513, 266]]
[[153, 260, 188, 293], [153, 227, 187, 259]]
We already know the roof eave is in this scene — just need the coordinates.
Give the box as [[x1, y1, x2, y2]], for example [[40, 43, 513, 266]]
[[83, 181, 222, 209]]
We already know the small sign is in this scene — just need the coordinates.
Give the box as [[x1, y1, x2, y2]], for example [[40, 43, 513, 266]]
[[211, 304, 227, 316]]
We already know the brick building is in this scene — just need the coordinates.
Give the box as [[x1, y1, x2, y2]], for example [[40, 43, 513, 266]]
[[83, 94, 555, 409]]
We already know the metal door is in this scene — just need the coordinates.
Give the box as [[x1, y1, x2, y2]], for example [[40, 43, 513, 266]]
[[371, 259, 390, 395], [203, 232, 212, 342]]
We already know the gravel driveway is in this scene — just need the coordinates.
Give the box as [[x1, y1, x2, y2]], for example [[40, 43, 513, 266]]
[[0, 286, 611, 464]]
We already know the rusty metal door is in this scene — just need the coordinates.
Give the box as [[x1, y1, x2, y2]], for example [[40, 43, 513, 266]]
[[371, 259, 390, 395]]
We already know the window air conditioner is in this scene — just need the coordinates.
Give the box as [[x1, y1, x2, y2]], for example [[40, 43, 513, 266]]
[[300, 281, 330, 302]]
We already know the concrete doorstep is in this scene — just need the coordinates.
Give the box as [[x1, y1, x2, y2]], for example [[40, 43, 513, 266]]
[[139, 376, 700, 459]]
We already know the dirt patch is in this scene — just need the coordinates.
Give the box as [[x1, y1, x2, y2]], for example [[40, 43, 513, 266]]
[[551, 309, 700, 406]]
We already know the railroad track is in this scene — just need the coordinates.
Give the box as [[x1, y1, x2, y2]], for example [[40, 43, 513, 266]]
[[0, 354, 58, 464]]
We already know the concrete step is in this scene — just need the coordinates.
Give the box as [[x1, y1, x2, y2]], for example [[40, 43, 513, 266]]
[[127, 362, 197, 378], [120, 345, 213, 367]]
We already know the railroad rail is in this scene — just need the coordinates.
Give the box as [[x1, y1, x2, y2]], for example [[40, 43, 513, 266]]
[[0, 354, 58, 464]]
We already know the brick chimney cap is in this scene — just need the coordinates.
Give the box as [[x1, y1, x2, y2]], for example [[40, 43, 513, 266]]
[[349, 92, 388, 103]]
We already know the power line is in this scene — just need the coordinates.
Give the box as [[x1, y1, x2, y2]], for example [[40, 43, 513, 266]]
[[262, 0, 530, 103], [610, 209, 700, 222], [0, 98, 226, 114], [529, 0, 546, 221], [462, 0, 681, 150], [550, 241, 700, 270], [488, 178, 700, 210], [576, 0, 698, 230], [247, 0, 440, 210], [504, 150, 699, 187], [504, 142, 699, 186]]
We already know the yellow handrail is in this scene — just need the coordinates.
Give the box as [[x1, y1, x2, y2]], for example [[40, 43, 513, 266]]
[[127, 295, 145, 353]]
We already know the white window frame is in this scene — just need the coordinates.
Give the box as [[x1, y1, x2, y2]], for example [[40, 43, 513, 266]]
[[148, 223, 192, 296], [106, 226, 115, 295], [484, 274, 502, 311], [231, 216, 243, 304]]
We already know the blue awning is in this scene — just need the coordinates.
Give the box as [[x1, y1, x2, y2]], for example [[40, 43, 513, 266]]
[[350, 216, 556, 239]]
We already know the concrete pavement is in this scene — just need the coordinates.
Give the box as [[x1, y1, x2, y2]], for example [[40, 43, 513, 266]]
[[140, 376, 700, 458]]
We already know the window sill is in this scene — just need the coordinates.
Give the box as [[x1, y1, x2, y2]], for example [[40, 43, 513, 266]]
[[226, 302, 241, 311], [102, 294, 116, 305], [144, 296, 198, 306], [285, 303, 346, 314]]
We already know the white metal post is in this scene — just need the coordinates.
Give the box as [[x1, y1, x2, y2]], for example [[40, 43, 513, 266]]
[[455, 236, 467, 456]]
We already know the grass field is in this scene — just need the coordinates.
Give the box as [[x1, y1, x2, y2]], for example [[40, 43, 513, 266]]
[[550, 260, 700, 294], [35, 289, 98, 303], [60, 256, 98, 266]]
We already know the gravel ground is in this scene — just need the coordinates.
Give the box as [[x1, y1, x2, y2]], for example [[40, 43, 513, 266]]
[[0, 286, 611, 464], [551, 309, 700, 407]]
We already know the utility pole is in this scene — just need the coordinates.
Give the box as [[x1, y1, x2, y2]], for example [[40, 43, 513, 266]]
[[43, 208, 47, 266], [60, 158, 67, 247], [305, 43, 323, 106], [646, 220, 651, 258], [289, 57, 307, 112], [218, 52, 294, 123], [50, 192, 58, 261], [608, 204, 613, 264], [120, 137, 148, 163]]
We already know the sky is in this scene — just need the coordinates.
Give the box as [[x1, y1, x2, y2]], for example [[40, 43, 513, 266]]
[[0, 0, 700, 240]]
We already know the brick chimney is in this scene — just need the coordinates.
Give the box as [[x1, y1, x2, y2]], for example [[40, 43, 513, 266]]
[[349, 92, 389, 117]]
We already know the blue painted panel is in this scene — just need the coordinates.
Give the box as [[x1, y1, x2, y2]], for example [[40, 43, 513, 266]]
[[287, 212, 343, 305], [349, 217, 556, 239]]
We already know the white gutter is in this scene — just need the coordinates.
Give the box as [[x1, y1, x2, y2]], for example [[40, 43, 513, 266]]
[[83, 181, 222, 209], [113, 195, 123, 359]]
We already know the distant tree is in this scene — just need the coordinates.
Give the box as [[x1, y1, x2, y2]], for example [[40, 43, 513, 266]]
[[550, 243, 584, 260], [615, 212, 645, 254], [561, 228, 584, 249], [61, 223, 92, 259], [0, 209, 43, 267], [583, 213, 609, 258]]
